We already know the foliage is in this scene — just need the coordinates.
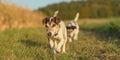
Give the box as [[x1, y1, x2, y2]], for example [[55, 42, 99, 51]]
[[37, 0, 120, 19]]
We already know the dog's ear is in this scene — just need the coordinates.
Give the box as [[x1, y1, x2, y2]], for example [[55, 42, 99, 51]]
[[54, 17, 61, 24], [42, 17, 48, 25]]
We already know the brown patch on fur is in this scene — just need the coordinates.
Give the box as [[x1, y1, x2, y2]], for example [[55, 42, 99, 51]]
[[42, 17, 61, 27], [54, 17, 61, 24], [42, 17, 49, 25]]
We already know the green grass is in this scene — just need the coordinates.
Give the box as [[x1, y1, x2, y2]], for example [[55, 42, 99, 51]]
[[80, 18, 120, 38], [0, 25, 120, 60]]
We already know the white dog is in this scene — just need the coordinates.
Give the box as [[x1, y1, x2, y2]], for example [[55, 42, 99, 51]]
[[42, 11, 67, 54], [66, 13, 79, 42]]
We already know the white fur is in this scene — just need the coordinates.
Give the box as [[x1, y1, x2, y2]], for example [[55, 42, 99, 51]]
[[74, 13, 79, 21], [47, 20, 67, 54], [67, 13, 79, 42], [53, 10, 59, 17]]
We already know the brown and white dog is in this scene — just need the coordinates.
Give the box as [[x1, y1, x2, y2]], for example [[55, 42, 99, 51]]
[[66, 13, 79, 42], [42, 11, 67, 54]]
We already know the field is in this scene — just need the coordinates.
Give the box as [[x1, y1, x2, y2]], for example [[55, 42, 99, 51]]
[[0, 1, 120, 60], [0, 18, 120, 60], [0, 2, 45, 31]]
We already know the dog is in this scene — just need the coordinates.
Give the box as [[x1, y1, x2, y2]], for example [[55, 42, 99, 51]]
[[66, 13, 79, 42], [42, 11, 67, 54]]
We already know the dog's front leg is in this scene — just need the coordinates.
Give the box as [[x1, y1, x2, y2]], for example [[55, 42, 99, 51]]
[[68, 35, 72, 42], [73, 31, 79, 40], [54, 40, 58, 51], [62, 37, 67, 53], [69, 33, 74, 42], [49, 39, 56, 54], [55, 38, 64, 53]]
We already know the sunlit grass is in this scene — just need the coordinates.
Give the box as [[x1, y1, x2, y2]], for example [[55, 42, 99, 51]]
[[0, 25, 119, 60], [0, 1, 120, 60], [0, 2, 45, 31]]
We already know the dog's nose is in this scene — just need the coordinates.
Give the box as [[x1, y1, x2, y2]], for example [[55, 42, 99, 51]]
[[48, 32, 52, 37]]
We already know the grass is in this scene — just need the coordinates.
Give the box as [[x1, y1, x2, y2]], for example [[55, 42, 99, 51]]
[[0, 2, 45, 31], [0, 24, 120, 60], [0, 27, 51, 60], [80, 18, 120, 38], [0, 1, 120, 60]]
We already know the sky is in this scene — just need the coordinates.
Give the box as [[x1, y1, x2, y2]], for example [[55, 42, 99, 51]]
[[2, 0, 71, 10]]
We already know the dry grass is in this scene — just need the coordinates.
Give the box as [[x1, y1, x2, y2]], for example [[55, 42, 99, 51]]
[[0, 2, 45, 31]]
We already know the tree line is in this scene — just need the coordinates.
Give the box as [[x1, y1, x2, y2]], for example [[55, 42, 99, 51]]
[[37, 0, 120, 19]]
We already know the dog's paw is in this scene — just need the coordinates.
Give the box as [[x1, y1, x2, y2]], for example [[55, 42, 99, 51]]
[[62, 51, 66, 54], [73, 38, 78, 40], [74, 39, 78, 40], [68, 39, 72, 42], [51, 48, 56, 54], [55, 48, 61, 53], [69, 40, 72, 42], [53, 50, 57, 54]]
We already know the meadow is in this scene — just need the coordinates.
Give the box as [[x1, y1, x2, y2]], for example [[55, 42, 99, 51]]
[[0, 18, 120, 60], [0, 2, 44, 31], [0, 1, 120, 60]]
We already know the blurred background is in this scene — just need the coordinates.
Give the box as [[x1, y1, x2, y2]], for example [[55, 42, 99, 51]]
[[0, 0, 120, 31], [38, 0, 120, 19]]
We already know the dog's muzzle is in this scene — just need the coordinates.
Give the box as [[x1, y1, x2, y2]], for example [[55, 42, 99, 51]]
[[48, 32, 58, 39], [48, 32, 52, 37]]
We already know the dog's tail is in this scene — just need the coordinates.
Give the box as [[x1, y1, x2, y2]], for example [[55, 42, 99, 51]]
[[53, 10, 59, 17], [74, 12, 79, 22]]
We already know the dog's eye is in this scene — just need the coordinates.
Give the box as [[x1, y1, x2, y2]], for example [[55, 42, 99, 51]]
[[52, 24, 56, 27]]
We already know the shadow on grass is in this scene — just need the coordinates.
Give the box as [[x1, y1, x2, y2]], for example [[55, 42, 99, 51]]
[[80, 27, 120, 39], [80, 27, 120, 47], [19, 39, 42, 47]]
